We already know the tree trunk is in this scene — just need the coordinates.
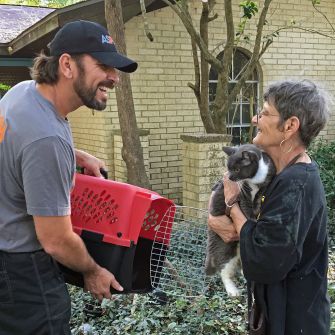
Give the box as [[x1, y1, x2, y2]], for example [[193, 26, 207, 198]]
[[105, 0, 150, 189]]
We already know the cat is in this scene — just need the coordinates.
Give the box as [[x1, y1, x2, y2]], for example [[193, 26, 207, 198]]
[[205, 144, 276, 296]]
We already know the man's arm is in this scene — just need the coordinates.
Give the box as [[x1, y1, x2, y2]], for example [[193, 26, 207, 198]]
[[75, 149, 106, 177], [34, 215, 123, 301]]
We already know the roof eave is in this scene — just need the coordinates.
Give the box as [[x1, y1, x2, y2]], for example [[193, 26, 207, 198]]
[[0, 0, 166, 57]]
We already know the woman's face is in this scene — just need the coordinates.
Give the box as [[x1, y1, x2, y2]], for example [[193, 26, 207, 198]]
[[252, 101, 283, 150]]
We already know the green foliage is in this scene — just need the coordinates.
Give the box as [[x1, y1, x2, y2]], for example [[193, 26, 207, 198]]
[[68, 274, 247, 335], [329, 245, 335, 334], [235, 1, 259, 45], [46, 0, 83, 8], [309, 140, 335, 241], [0, 0, 83, 8], [0, 83, 11, 92], [68, 249, 335, 334], [239, 1, 258, 19]]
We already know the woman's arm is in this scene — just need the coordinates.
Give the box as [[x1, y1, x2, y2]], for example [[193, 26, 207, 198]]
[[229, 204, 247, 235], [207, 190, 240, 243]]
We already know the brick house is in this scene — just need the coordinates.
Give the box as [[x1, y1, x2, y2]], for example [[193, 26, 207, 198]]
[[1, 0, 334, 206]]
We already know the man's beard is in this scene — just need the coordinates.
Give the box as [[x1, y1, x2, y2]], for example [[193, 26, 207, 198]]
[[73, 64, 107, 111]]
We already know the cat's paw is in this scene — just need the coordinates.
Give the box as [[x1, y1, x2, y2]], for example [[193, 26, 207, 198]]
[[225, 285, 240, 297]]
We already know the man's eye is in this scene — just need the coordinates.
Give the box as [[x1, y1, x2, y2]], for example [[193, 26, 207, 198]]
[[97, 63, 109, 71]]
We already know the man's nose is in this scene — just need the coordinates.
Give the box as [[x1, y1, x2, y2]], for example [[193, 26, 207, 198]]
[[107, 68, 120, 84]]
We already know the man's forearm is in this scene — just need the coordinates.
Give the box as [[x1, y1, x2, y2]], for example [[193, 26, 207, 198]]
[[74, 149, 86, 167], [34, 215, 98, 274], [50, 232, 99, 274]]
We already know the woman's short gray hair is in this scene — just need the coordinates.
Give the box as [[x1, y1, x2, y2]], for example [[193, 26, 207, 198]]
[[263, 79, 332, 147]]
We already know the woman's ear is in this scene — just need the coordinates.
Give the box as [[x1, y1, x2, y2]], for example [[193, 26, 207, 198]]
[[58, 54, 73, 79], [284, 116, 300, 137]]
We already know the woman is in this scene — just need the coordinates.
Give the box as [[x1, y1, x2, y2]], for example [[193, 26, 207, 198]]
[[208, 79, 331, 335]]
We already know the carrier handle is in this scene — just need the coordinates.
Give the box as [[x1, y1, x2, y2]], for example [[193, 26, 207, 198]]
[[99, 168, 108, 179], [79, 167, 108, 179]]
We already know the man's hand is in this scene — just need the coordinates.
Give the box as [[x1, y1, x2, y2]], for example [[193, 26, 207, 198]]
[[75, 149, 106, 178], [83, 265, 123, 301], [208, 213, 239, 243]]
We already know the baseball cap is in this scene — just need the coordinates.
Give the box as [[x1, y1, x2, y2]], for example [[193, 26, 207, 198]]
[[49, 20, 138, 73]]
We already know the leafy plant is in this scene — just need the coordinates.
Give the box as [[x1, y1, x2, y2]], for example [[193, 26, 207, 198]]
[[68, 246, 335, 334], [0, 83, 11, 91], [309, 140, 335, 241]]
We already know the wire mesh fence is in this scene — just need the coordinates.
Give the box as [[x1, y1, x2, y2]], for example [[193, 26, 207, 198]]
[[150, 206, 210, 297]]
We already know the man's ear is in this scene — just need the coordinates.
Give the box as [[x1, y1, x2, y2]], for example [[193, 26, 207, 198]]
[[58, 53, 73, 79]]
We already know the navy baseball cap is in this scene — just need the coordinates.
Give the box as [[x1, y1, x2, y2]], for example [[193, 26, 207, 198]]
[[49, 20, 138, 73]]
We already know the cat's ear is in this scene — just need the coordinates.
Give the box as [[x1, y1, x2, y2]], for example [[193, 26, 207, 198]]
[[222, 146, 236, 156]]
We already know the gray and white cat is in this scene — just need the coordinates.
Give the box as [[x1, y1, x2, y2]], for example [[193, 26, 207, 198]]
[[205, 144, 276, 296]]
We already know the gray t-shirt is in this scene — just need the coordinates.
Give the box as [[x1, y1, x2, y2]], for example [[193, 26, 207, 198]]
[[0, 80, 75, 252]]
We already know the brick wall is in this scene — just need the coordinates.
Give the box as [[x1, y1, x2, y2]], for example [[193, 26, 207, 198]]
[[68, 0, 335, 204], [181, 134, 231, 209]]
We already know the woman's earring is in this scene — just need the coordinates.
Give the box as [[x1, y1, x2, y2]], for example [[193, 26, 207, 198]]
[[280, 139, 293, 153]]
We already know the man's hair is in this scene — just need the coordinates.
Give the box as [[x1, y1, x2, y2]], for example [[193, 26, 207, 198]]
[[264, 79, 332, 147], [30, 51, 60, 84], [30, 51, 84, 84]]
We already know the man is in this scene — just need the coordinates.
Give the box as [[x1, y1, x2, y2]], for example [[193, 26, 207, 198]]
[[0, 20, 137, 334]]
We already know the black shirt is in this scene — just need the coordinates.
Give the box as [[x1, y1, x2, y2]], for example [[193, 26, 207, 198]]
[[240, 161, 330, 335]]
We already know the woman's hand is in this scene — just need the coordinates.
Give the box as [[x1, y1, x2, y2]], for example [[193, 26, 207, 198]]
[[208, 213, 239, 243], [75, 149, 106, 178], [223, 173, 240, 206]]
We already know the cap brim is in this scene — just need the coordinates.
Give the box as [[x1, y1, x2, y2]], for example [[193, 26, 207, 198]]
[[90, 52, 138, 73]]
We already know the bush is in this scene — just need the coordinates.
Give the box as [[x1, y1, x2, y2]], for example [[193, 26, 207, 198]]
[[309, 140, 335, 242]]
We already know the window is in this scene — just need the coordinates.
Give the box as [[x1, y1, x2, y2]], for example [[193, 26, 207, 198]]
[[209, 49, 260, 145]]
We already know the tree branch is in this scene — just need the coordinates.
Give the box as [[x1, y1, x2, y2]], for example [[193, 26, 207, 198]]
[[160, 0, 222, 71], [312, 0, 335, 33], [228, 0, 273, 109], [140, 0, 154, 41]]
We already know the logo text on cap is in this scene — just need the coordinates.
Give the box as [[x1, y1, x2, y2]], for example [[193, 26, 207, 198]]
[[102, 35, 114, 45]]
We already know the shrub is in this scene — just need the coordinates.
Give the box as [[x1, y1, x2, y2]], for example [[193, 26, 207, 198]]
[[309, 140, 335, 242]]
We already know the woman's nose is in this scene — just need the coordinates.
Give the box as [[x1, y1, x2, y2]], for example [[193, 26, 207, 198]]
[[251, 114, 258, 125]]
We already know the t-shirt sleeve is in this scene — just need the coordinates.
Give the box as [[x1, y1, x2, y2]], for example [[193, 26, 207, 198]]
[[21, 136, 75, 216], [239, 173, 306, 284]]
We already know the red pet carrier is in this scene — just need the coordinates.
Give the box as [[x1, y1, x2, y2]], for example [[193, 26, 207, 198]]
[[59, 173, 175, 294]]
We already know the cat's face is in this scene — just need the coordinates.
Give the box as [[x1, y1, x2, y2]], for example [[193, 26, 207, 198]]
[[223, 144, 261, 181]]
